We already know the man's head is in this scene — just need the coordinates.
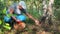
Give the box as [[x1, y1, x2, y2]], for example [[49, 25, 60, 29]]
[[18, 0, 26, 10]]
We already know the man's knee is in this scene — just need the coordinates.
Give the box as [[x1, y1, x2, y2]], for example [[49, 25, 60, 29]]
[[16, 15, 26, 21], [4, 16, 11, 22]]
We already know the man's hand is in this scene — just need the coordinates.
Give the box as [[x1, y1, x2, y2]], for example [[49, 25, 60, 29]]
[[35, 20, 40, 26], [16, 20, 20, 22]]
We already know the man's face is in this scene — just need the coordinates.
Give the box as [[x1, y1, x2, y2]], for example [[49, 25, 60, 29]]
[[17, 5, 23, 10]]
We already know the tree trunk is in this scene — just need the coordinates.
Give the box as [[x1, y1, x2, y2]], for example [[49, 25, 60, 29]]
[[48, 0, 54, 25], [41, 0, 54, 24], [41, 0, 47, 23]]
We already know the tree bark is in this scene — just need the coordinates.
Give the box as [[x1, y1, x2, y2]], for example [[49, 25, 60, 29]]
[[41, 0, 47, 23], [48, 0, 54, 25], [41, 0, 54, 25]]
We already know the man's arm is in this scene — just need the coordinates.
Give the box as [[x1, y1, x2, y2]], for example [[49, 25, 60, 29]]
[[18, 4, 35, 21], [18, 6, 40, 25], [9, 8, 20, 22], [25, 12, 36, 21], [17, 5, 35, 21], [24, 10, 40, 25]]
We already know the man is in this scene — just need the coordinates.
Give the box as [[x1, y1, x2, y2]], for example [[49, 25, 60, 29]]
[[4, 0, 39, 29]]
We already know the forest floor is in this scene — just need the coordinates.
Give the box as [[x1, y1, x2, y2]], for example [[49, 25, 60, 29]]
[[0, 20, 60, 34]]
